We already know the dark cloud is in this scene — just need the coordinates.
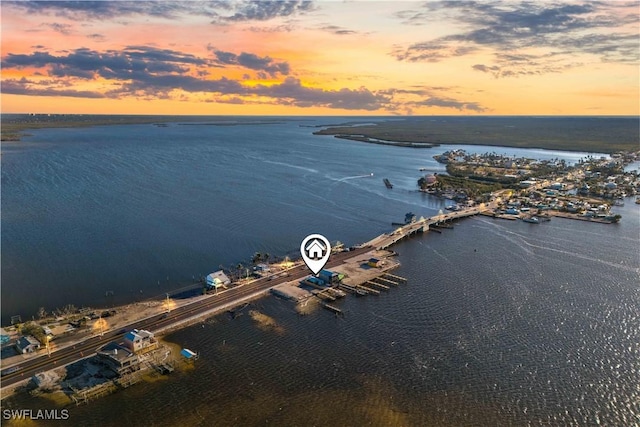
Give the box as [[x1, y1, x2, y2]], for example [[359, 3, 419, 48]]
[[2, 46, 208, 81], [42, 22, 73, 35], [472, 64, 500, 74], [252, 77, 388, 110], [319, 25, 357, 35], [394, 42, 477, 62], [220, 1, 315, 23], [123, 46, 208, 66], [245, 24, 296, 33], [3, 1, 227, 20], [113, 75, 246, 98], [414, 96, 485, 112], [2, 77, 105, 98], [393, 1, 639, 74], [393, 10, 430, 26], [473, 51, 584, 78], [379, 86, 457, 96], [211, 49, 290, 76], [4, 1, 315, 23], [87, 33, 106, 42], [2, 47, 393, 111]]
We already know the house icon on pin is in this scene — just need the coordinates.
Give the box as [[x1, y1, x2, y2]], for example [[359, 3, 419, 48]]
[[305, 239, 326, 260]]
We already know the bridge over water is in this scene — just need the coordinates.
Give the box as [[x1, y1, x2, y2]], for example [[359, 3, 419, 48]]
[[364, 207, 482, 250]]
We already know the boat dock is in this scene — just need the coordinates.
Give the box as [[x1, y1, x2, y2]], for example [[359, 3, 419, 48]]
[[323, 304, 343, 315], [366, 280, 389, 291], [382, 273, 407, 283]]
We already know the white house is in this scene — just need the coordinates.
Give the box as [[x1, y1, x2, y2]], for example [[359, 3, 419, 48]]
[[123, 329, 157, 354], [206, 270, 231, 289]]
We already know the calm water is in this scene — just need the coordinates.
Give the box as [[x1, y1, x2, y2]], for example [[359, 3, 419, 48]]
[[2, 117, 639, 425]]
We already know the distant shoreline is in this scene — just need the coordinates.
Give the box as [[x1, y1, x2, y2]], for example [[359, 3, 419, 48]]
[[312, 117, 639, 154], [329, 134, 438, 148], [2, 115, 637, 154], [0, 115, 292, 142]]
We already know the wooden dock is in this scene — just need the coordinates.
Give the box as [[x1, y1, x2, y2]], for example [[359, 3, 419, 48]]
[[339, 283, 366, 296], [372, 276, 398, 286], [356, 284, 380, 295], [323, 303, 343, 315], [366, 280, 389, 291], [313, 290, 336, 302], [382, 273, 407, 283]]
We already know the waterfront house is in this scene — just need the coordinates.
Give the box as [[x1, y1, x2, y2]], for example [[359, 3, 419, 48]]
[[319, 269, 341, 285], [97, 342, 139, 375], [254, 263, 271, 273], [16, 335, 41, 354], [123, 329, 157, 354], [206, 270, 231, 289]]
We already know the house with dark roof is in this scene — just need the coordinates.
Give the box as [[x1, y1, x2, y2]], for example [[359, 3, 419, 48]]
[[16, 335, 41, 354], [97, 342, 139, 375]]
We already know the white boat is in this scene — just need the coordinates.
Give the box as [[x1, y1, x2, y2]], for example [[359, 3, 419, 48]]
[[523, 216, 540, 224]]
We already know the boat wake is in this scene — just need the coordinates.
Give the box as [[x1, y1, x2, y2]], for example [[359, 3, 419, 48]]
[[333, 173, 375, 182]]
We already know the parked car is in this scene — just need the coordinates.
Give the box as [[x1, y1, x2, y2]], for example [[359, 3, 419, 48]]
[[1, 366, 21, 376]]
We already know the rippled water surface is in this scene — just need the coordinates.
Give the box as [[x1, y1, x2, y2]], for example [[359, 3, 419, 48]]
[[2, 118, 639, 425]]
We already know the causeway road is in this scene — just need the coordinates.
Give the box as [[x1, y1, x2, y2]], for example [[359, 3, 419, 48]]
[[0, 247, 373, 390]]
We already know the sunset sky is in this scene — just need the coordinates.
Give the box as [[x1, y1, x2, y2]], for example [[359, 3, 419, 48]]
[[1, 1, 638, 115]]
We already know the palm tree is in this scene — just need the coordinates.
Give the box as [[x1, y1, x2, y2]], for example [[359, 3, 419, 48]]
[[252, 252, 262, 265], [235, 263, 244, 281], [263, 253, 270, 265]]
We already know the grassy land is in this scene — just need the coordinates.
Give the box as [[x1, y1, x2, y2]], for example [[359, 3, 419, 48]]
[[3, 115, 638, 153], [314, 117, 639, 153]]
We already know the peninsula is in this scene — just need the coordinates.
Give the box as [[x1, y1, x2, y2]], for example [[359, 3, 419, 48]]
[[313, 116, 640, 154]]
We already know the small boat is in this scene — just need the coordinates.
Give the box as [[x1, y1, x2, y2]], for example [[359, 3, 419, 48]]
[[419, 167, 428, 171], [523, 216, 540, 224], [614, 199, 624, 207], [383, 178, 393, 189]]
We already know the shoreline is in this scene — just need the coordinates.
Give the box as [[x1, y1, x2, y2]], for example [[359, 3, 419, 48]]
[[0, 115, 294, 142], [3, 115, 637, 154], [327, 134, 438, 148], [312, 117, 639, 154]]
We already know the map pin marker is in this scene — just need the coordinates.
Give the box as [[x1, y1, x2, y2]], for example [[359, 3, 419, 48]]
[[300, 234, 331, 276]]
